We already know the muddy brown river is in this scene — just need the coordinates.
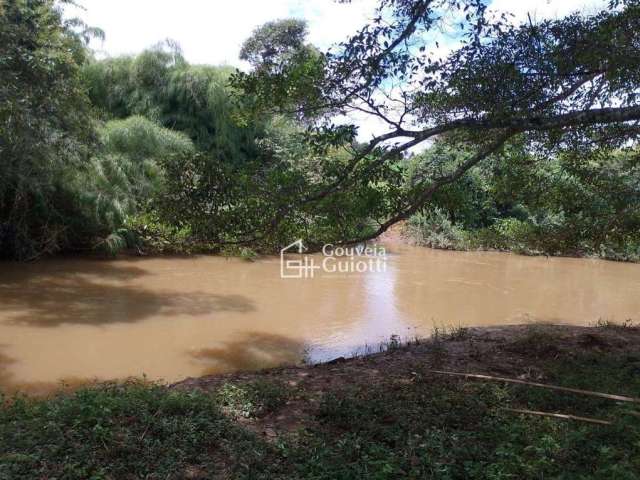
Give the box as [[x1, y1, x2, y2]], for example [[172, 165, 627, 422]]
[[1, 245, 639, 393]]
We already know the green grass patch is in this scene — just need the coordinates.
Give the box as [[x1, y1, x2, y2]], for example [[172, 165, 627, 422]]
[[0, 382, 273, 479], [268, 374, 640, 479], [1, 352, 639, 479]]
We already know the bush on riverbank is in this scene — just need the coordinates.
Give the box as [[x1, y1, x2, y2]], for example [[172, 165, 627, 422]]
[[2, 326, 639, 479], [404, 209, 468, 250], [405, 214, 640, 261], [404, 144, 640, 261]]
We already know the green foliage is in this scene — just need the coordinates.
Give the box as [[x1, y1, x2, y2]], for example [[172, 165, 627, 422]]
[[4, 2, 640, 261], [405, 142, 497, 229], [239, 247, 259, 262], [102, 115, 195, 161], [473, 218, 541, 255], [240, 19, 308, 72], [0, 3, 189, 259], [406, 140, 640, 260], [96, 229, 141, 257], [153, 116, 388, 251], [35, 115, 197, 256], [124, 212, 195, 254], [238, 0, 640, 250], [79, 116, 194, 233], [280, 367, 640, 479], [78, 47, 313, 255], [405, 209, 467, 250], [83, 44, 262, 156], [233, 19, 326, 119], [0, 382, 270, 479], [0, 0, 96, 259]]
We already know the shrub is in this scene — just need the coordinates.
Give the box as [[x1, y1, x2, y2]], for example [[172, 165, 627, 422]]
[[405, 209, 467, 250]]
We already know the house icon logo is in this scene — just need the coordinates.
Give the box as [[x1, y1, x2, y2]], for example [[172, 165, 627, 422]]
[[282, 239, 306, 255], [280, 239, 319, 279]]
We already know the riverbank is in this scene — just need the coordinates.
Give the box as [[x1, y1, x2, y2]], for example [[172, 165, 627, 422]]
[[397, 214, 640, 263], [2, 323, 640, 478]]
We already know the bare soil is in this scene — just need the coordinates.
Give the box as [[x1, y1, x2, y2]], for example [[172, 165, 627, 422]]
[[172, 323, 640, 439]]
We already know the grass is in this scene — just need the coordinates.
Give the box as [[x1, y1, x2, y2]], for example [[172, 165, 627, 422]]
[[279, 364, 640, 479], [1, 333, 640, 479], [0, 382, 273, 479], [432, 324, 470, 341], [347, 326, 469, 360]]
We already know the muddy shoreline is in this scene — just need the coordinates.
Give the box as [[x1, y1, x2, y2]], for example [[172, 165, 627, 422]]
[[172, 323, 640, 438]]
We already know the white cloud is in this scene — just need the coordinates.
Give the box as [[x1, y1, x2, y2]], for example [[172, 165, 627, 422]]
[[65, 0, 377, 67], [66, 0, 610, 70]]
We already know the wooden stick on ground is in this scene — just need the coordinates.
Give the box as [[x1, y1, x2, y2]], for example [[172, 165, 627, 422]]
[[429, 370, 640, 403], [503, 408, 612, 425]]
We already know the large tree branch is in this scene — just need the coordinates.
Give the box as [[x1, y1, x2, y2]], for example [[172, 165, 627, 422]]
[[304, 104, 640, 206], [302, 129, 517, 251], [346, 106, 640, 241], [531, 73, 600, 112], [335, 0, 432, 97], [403, 105, 640, 138]]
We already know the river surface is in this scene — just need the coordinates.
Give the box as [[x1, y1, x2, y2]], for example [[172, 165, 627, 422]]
[[1, 245, 639, 393]]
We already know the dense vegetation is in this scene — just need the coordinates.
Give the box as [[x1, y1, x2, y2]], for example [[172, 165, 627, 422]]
[[405, 142, 640, 260], [1, 0, 96, 259], [1, 0, 639, 260]]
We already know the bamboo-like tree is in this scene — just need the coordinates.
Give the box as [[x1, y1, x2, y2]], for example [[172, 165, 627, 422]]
[[0, 0, 99, 259]]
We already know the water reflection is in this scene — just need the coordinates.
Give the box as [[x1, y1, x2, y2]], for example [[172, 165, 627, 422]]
[[189, 332, 305, 375], [306, 258, 413, 362], [1, 284, 255, 327], [0, 260, 254, 327], [0, 248, 639, 393]]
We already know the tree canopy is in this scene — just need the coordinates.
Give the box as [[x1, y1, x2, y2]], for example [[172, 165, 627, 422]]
[[236, 0, 640, 247], [0, 0, 97, 259], [1, 0, 639, 260]]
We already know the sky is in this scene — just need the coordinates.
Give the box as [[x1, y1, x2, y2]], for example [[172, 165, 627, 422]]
[[67, 0, 607, 68], [65, 0, 377, 68], [65, 0, 608, 141]]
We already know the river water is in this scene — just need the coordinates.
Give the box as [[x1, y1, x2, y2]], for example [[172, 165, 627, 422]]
[[1, 245, 639, 393]]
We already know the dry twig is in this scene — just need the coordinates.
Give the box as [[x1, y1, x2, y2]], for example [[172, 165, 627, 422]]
[[430, 370, 640, 403]]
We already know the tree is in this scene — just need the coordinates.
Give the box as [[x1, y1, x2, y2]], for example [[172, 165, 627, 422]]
[[404, 141, 640, 258], [79, 116, 195, 231], [236, 0, 640, 248], [0, 0, 98, 259], [240, 19, 309, 73], [235, 19, 326, 120], [83, 44, 263, 159]]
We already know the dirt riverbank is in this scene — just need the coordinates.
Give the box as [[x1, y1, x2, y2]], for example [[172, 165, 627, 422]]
[[172, 323, 640, 439]]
